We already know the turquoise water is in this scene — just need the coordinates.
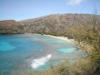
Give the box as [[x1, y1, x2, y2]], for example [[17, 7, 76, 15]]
[[58, 47, 76, 53], [0, 34, 86, 75], [0, 42, 15, 51]]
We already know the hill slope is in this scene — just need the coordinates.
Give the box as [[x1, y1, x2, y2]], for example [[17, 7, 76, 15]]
[[0, 14, 100, 35]]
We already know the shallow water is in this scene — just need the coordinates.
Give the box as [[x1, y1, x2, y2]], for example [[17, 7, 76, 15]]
[[0, 34, 87, 74]]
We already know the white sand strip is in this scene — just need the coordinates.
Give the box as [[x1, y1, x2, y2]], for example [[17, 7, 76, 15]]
[[44, 34, 75, 43]]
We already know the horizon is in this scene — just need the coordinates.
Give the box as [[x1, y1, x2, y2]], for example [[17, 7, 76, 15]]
[[0, 0, 100, 20]]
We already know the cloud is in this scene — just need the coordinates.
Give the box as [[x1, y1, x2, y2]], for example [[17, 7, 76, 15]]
[[67, 0, 85, 6]]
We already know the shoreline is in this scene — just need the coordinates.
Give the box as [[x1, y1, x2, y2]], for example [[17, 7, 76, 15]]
[[43, 34, 75, 44], [23, 33, 75, 44]]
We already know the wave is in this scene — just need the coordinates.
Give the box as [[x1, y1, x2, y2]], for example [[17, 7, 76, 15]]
[[31, 54, 52, 69]]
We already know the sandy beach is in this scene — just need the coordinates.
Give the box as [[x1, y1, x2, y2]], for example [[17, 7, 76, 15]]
[[44, 34, 75, 43]]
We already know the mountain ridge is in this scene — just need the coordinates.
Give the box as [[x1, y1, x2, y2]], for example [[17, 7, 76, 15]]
[[0, 14, 100, 35]]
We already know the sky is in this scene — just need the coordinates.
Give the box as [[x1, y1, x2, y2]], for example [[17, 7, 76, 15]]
[[0, 0, 100, 20]]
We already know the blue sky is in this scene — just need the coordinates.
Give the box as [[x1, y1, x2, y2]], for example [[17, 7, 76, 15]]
[[0, 0, 100, 20]]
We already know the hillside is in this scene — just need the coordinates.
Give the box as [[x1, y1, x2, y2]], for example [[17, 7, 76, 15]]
[[0, 14, 100, 35]]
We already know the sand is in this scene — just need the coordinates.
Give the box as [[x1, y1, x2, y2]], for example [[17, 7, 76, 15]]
[[44, 34, 75, 43]]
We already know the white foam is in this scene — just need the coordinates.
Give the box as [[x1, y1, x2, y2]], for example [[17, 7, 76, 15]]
[[31, 54, 52, 69]]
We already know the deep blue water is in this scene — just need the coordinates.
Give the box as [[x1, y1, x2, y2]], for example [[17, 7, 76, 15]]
[[0, 34, 87, 75]]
